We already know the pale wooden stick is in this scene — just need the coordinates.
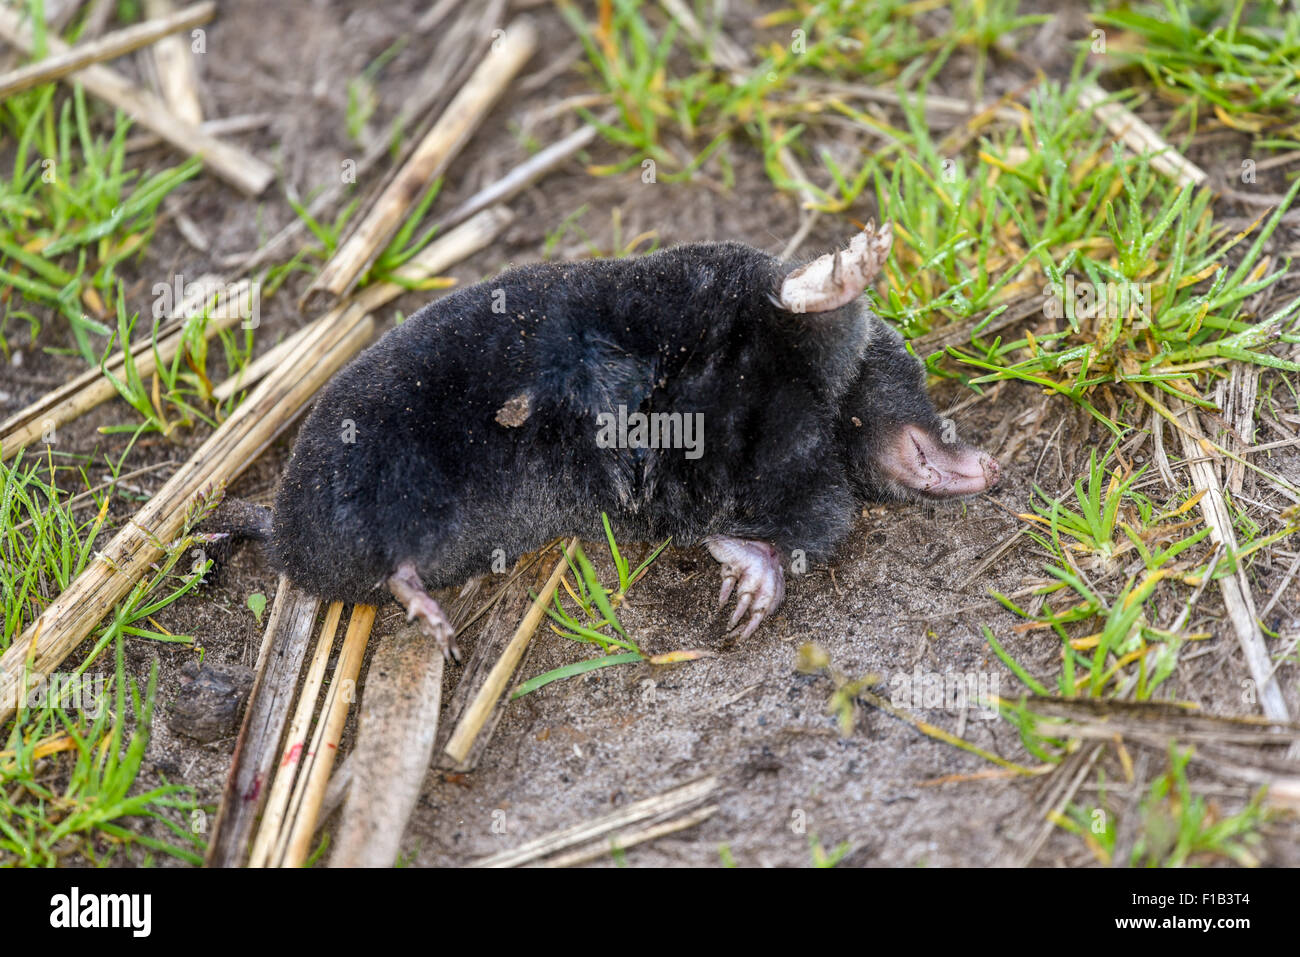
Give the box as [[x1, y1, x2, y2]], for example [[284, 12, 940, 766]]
[[330, 623, 446, 867], [303, 17, 537, 308], [1078, 82, 1207, 188], [246, 601, 343, 869], [124, 112, 271, 153], [435, 121, 599, 232], [468, 775, 720, 868], [444, 538, 579, 764], [214, 205, 514, 401], [0, 4, 273, 195], [205, 578, 320, 867], [279, 603, 376, 868], [0, 0, 213, 99], [1, 277, 254, 461], [141, 0, 203, 124], [1175, 406, 1289, 721], [542, 805, 719, 868]]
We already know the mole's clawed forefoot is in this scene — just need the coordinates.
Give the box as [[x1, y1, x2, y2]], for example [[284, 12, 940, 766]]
[[777, 221, 893, 314], [388, 561, 461, 662], [705, 537, 786, 640]]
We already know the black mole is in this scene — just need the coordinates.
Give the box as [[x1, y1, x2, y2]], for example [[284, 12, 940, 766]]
[[267, 223, 999, 658]]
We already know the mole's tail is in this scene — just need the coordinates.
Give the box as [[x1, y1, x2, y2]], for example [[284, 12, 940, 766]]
[[199, 498, 273, 543], [195, 499, 272, 579]]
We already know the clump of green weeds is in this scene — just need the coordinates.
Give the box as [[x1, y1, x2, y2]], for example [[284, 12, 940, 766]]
[[989, 438, 1297, 714], [1093, 0, 1300, 131], [1056, 745, 1268, 867], [0, 638, 205, 866], [1, 80, 200, 362], [94, 282, 249, 436], [514, 514, 671, 698], [1, 453, 217, 864]]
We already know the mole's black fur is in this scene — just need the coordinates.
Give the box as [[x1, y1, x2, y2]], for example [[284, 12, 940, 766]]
[[267, 236, 995, 622]]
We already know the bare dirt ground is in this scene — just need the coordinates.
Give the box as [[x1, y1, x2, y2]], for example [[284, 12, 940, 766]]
[[5, 0, 1298, 867]]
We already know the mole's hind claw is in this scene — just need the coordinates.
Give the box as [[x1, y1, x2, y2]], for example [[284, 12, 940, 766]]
[[404, 600, 461, 663], [388, 561, 462, 662], [705, 537, 786, 641], [717, 573, 736, 609]]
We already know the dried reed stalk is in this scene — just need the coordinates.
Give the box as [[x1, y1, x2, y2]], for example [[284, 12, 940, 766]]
[[443, 538, 578, 764], [0, 0, 213, 98], [0, 278, 254, 461], [140, 0, 204, 124], [245, 601, 344, 868], [0, 3, 273, 194], [1078, 82, 1207, 188], [302, 16, 536, 307], [469, 776, 720, 868], [205, 578, 320, 867], [277, 603, 376, 867]]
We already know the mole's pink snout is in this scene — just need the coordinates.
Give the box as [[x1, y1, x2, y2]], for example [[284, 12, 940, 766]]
[[883, 424, 1000, 497]]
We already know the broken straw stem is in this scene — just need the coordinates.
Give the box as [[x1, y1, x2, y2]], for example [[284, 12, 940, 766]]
[[0, 0, 214, 98]]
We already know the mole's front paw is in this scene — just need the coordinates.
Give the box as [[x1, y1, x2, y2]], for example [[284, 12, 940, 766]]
[[705, 537, 786, 640], [777, 221, 893, 314]]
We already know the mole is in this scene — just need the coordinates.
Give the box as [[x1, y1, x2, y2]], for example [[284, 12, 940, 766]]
[[254, 223, 998, 660]]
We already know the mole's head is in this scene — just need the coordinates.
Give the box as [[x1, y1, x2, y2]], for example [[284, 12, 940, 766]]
[[839, 318, 999, 501], [774, 222, 999, 502]]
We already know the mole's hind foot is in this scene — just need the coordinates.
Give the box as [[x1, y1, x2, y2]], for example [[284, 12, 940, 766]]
[[705, 537, 786, 640], [388, 562, 461, 662]]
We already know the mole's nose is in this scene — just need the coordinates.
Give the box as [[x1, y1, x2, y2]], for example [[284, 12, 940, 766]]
[[979, 452, 1000, 490]]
